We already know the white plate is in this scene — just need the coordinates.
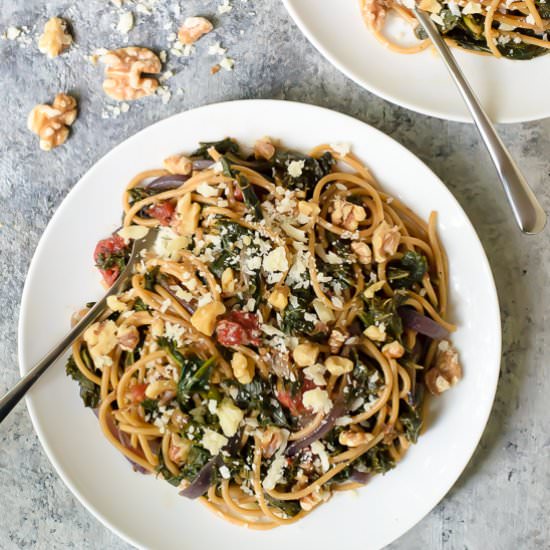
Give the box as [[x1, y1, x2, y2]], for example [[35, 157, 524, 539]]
[[18, 100, 501, 550], [283, 0, 550, 123]]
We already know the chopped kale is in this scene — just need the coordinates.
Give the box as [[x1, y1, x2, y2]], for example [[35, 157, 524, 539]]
[[181, 445, 211, 481], [271, 150, 335, 194], [133, 297, 149, 311], [95, 249, 127, 272], [157, 338, 214, 408], [399, 403, 423, 444], [191, 138, 239, 159], [265, 495, 301, 517], [359, 291, 408, 340], [317, 258, 354, 289], [144, 266, 160, 291], [233, 377, 291, 429], [65, 355, 100, 408], [364, 446, 395, 474], [387, 251, 428, 289], [141, 398, 159, 417], [236, 174, 263, 220], [128, 187, 157, 204]]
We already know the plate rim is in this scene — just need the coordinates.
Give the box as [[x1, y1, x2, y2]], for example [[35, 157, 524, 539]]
[[17, 98, 502, 550], [282, 0, 550, 124]]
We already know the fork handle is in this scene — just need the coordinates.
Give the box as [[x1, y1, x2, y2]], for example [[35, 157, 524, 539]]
[[0, 295, 109, 424], [414, 8, 546, 235]]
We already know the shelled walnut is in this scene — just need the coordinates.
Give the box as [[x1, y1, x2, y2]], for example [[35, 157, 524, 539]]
[[27, 93, 78, 151], [101, 47, 161, 101], [38, 17, 72, 58]]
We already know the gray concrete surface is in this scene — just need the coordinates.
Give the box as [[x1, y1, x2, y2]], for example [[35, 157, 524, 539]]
[[0, 1, 549, 549]]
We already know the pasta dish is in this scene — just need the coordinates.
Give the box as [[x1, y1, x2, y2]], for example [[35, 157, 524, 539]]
[[66, 137, 462, 528], [360, 0, 550, 59]]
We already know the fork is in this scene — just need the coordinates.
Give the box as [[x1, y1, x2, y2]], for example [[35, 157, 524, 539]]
[[0, 227, 158, 425], [413, 7, 546, 235]]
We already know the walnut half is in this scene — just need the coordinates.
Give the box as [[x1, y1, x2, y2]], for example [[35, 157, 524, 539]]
[[425, 340, 462, 395], [101, 47, 161, 101], [38, 17, 73, 58], [27, 93, 78, 151]]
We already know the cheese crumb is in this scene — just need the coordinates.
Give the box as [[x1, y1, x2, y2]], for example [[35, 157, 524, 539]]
[[311, 441, 330, 472], [219, 57, 234, 71], [330, 142, 351, 156], [302, 388, 332, 414], [217, 398, 244, 437], [218, 0, 233, 14], [262, 455, 286, 490], [287, 160, 305, 178], [201, 428, 228, 455], [117, 12, 134, 34], [263, 246, 288, 274]]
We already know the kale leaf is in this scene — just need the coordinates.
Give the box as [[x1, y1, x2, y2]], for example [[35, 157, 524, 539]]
[[157, 338, 214, 408], [181, 445, 211, 481], [141, 398, 159, 417], [233, 377, 291, 429], [265, 495, 301, 517], [236, 174, 263, 220], [271, 151, 335, 194], [191, 138, 239, 159], [387, 251, 428, 289], [133, 297, 149, 311], [399, 404, 423, 444], [65, 355, 100, 408], [144, 266, 160, 291], [364, 446, 396, 474], [359, 291, 408, 340]]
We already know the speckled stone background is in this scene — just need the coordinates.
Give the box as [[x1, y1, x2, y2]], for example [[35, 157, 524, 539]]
[[0, 1, 549, 549]]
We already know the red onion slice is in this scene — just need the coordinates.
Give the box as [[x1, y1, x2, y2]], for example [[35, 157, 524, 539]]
[[179, 457, 219, 499], [286, 401, 347, 456], [192, 159, 215, 170], [349, 470, 371, 484], [398, 308, 449, 340], [98, 408, 149, 474], [146, 174, 189, 192]]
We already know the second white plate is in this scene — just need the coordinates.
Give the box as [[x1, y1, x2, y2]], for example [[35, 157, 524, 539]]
[[283, 0, 550, 123], [19, 100, 501, 550]]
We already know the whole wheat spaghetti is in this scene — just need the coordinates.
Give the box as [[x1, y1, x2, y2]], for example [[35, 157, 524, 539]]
[[66, 137, 462, 528]]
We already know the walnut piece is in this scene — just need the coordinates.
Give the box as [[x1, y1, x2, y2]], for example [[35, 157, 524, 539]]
[[173, 193, 201, 236], [328, 329, 348, 354], [382, 340, 405, 359], [101, 47, 161, 101], [178, 16, 214, 45], [425, 340, 462, 395], [351, 241, 372, 265], [190, 301, 226, 336], [231, 351, 255, 385], [258, 427, 284, 459], [117, 324, 140, 351], [38, 17, 72, 58], [338, 429, 374, 447], [330, 198, 366, 231], [254, 137, 276, 160], [168, 433, 191, 465], [27, 93, 78, 151], [299, 487, 331, 512], [163, 153, 192, 175], [372, 220, 400, 263], [361, 0, 389, 31]]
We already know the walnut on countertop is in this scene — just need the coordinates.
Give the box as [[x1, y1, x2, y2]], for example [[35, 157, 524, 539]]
[[101, 47, 161, 101], [38, 17, 73, 58], [27, 93, 78, 151]]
